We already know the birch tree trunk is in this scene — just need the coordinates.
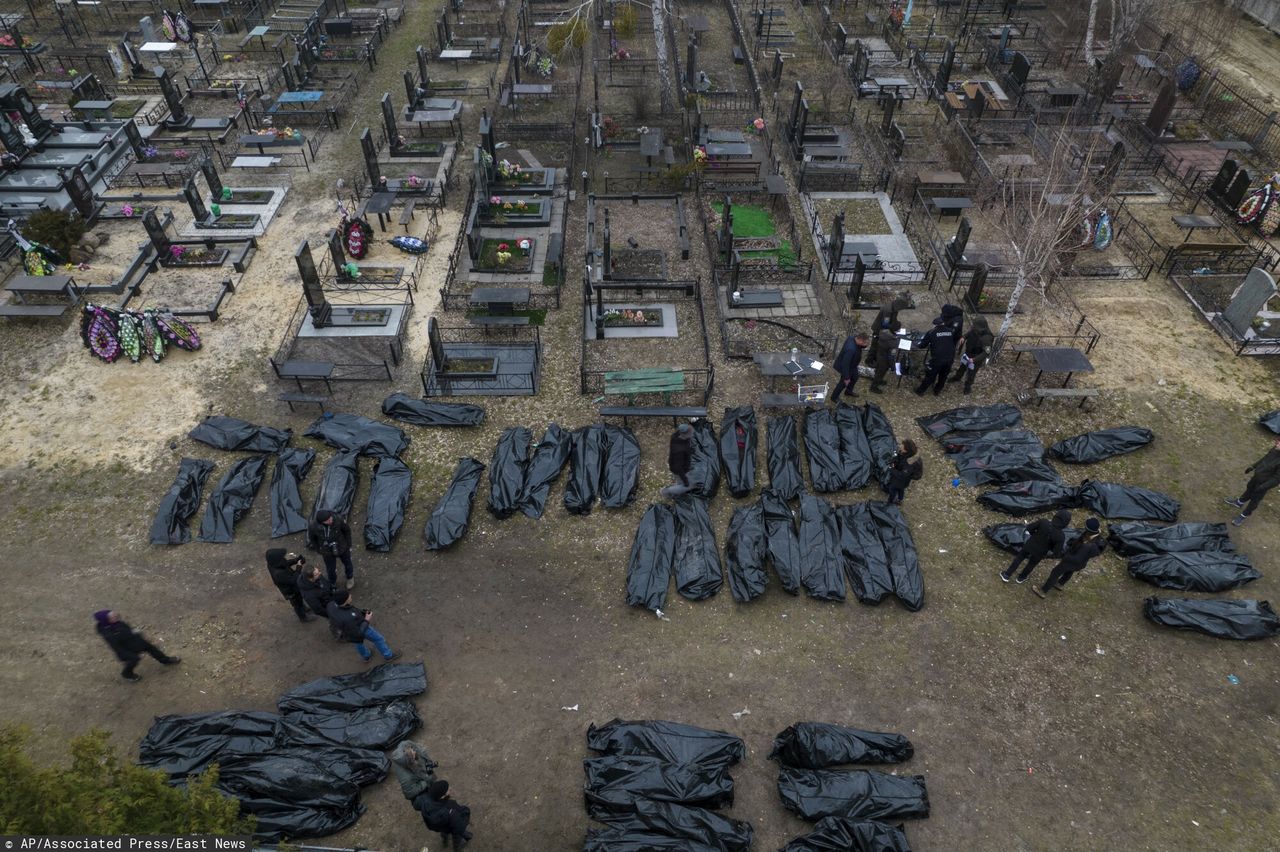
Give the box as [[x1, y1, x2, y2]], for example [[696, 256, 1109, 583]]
[[994, 246, 1027, 355], [650, 0, 674, 113], [1084, 0, 1099, 64]]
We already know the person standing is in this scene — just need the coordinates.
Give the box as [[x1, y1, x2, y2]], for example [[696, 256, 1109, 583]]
[[413, 779, 473, 850], [660, 423, 694, 498], [309, 509, 356, 589], [830, 332, 869, 405], [949, 316, 994, 395], [941, 303, 965, 336], [266, 549, 311, 622], [297, 563, 334, 620], [391, 741, 438, 801], [866, 296, 909, 367], [1033, 519, 1105, 598], [326, 588, 400, 663], [885, 440, 922, 504], [869, 328, 898, 394], [94, 610, 180, 682], [1001, 509, 1071, 584], [1225, 436, 1280, 526], [913, 316, 958, 396]]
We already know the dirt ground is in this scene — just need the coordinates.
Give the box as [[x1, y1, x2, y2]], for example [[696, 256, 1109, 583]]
[[0, 1, 1279, 851]]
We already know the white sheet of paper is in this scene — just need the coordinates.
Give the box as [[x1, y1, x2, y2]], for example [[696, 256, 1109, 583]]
[[894, 362, 902, 376], [810, 360, 824, 370], [898, 339, 912, 350]]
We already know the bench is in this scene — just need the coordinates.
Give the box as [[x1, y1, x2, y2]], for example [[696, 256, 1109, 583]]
[[278, 392, 328, 412], [468, 315, 529, 326], [1033, 387, 1099, 409], [599, 405, 708, 426], [605, 367, 685, 405], [732, 45, 745, 64], [0, 303, 68, 319], [399, 199, 418, 232], [275, 359, 335, 392], [761, 392, 822, 408], [732, 289, 784, 307]]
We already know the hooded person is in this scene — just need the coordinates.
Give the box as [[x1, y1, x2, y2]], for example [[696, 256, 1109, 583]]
[[950, 315, 994, 395], [1225, 436, 1280, 525], [660, 422, 694, 498], [870, 328, 898, 393], [297, 563, 335, 619], [866, 296, 910, 367], [885, 439, 923, 504], [941, 302, 965, 336], [413, 779, 473, 850], [265, 548, 311, 622], [390, 740, 438, 800], [1001, 508, 1072, 584], [94, 610, 180, 682], [1035, 518, 1106, 597], [307, 508, 356, 589]]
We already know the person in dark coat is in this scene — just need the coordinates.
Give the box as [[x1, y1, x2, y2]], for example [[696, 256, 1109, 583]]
[[1034, 519, 1105, 598], [940, 302, 964, 336], [913, 316, 958, 396], [326, 587, 400, 663], [1226, 436, 1280, 525], [297, 564, 334, 619], [660, 423, 694, 498], [308, 509, 356, 588], [830, 332, 870, 404], [413, 779, 472, 850], [949, 316, 994, 395], [266, 549, 311, 622], [885, 439, 922, 504], [1001, 508, 1071, 584], [94, 610, 180, 682], [391, 740, 438, 800], [869, 328, 898, 394], [866, 296, 909, 367]]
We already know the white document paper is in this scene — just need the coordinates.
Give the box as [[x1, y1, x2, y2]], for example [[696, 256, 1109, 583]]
[[898, 338, 912, 351], [810, 360, 824, 370]]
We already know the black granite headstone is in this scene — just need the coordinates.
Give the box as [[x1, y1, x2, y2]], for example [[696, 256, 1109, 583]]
[[295, 239, 332, 328], [123, 120, 145, 156], [156, 69, 190, 128], [936, 40, 955, 94], [966, 262, 988, 309], [946, 217, 972, 267], [1224, 170, 1252, 210], [120, 40, 144, 75], [417, 45, 431, 87], [686, 38, 698, 90], [381, 94, 398, 144], [142, 209, 171, 255], [404, 70, 418, 107], [881, 93, 897, 135], [326, 228, 347, 271], [428, 316, 445, 367], [1100, 140, 1126, 188], [479, 110, 495, 161], [0, 111, 26, 154], [772, 50, 784, 84], [835, 24, 847, 56], [1145, 81, 1178, 136], [200, 156, 223, 201], [1009, 52, 1031, 89], [281, 62, 296, 92], [66, 165, 97, 219], [848, 253, 866, 305], [787, 81, 804, 142], [828, 211, 844, 274], [183, 177, 210, 222], [1209, 159, 1238, 201], [360, 128, 380, 184], [602, 208, 612, 279]]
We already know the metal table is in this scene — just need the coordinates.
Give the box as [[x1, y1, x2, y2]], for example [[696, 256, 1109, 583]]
[[1029, 347, 1094, 388], [365, 191, 396, 231], [754, 350, 824, 389], [72, 99, 114, 119], [1172, 214, 1222, 242], [469, 286, 530, 315]]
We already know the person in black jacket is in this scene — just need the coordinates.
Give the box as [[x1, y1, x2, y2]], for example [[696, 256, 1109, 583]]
[[413, 779, 472, 850], [1226, 436, 1280, 525], [660, 423, 694, 498], [1001, 508, 1071, 584], [266, 549, 311, 622], [831, 333, 870, 404], [308, 509, 356, 589], [94, 610, 180, 682], [949, 316, 994, 395], [1034, 519, 1105, 597], [326, 588, 400, 663], [297, 564, 334, 619], [866, 296, 909, 367], [885, 440, 922, 504], [869, 328, 898, 394], [941, 302, 964, 336], [913, 316, 958, 396]]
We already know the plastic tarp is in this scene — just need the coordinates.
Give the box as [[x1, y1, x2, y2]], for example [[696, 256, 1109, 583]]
[[626, 504, 676, 612], [686, 418, 721, 499], [277, 662, 428, 714], [770, 723, 914, 769], [1107, 522, 1236, 557], [781, 817, 912, 852], [424, 458, 484, 551], [139, 710, 281, 777], [566, 424, 604, 515], [805, 409, 845, 493], [1049, 427, 1154, 464], [761, 489, 802, 595], [587, 719, 745, 769], [861, 403, 899, 491], [944, 429, 1060, 487], [583, 828, 724, 852], [270, 448, 316, 538], [798, 493, 845, 601], [984, 522, 1085, 554], [718, 406, 757, 498], [212, 752, 365, 840], [1143, 597, 1280, 640], [673, 496, 724, 600], [601, 424, 642, 509], [304, 413, 409, 458], [1077, 480, 1179, 521], [977, 480, 1080, 516], [197, 455, 268, 543], [583, 756, 735, 812], [836, 504, 894, 605], [836, 405, 873, 490], [488, 427, 532, 519], [280, 700, 421, 751], [189, 416, 291, 453], [381, 392, 485, 427], [942, 429, 1044, 458], [767, 415, 804, 500], [150, 457, 215, 545], [869, 501, 925, 612], [1127, 552, 1260, 592], [1259, 410, 1280, 434], [519, 424, 571, 518], [726, 502, 768, 602], [314, 451, 360, 520], [777, 766, 930, 822], [364, 457, 411, 552], [587, 799, 752, 852], [916, 404, 1022, 440]]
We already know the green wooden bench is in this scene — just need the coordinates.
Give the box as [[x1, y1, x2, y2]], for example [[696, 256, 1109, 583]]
[[604, 368, 686, 405]]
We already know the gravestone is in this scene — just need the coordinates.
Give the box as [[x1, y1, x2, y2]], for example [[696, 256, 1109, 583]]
[[996, 26, 1011, 62], [1145, 81, 1177, 136], [835, 24, 848, 56], [880, 93, 897, 136], [0, 85, 52, 140], [1009, 52, 1031, 90], [1209, 159, 1238, 202], [828, 211, 845, 274], [1223, 267, 1277, 338], [890, 124, 905, 159], [156, 69, 191, 128], [65, 166, 98, 220], [381, 94, 398, 145], [436, 18, 449, 52], [0, 111, 26, 155], [1100, 140, 1126, 188], [123, 119, 145, 156], [183, 177, 211, 223], [772, 50, 784, 84], [851, 40, 868, 83], [404, 70, 418, 108], [428, 316, 445, 369], [686, 38, 698, 90], [281, 62, 296, 92], [474, 148, 490, 200], [360, 128, 381, 185], [71, 74, 108, 103], [326, 228, 348, 272], [946, 217, 972, 267], [139, 16, 157, 43], [787, 81, 804, 142], [465, 204, 481, 260], [936, 40, 955, 95], [1223, 170, 1252, 211], [796, 99, 810, 144], [295, 239, 332, 328], [719, 196, 734, 261], [200, 156, 224, 201], [417, 45, 431, 87], [479, 110, 496, 161], [142, 209, 172, 256], [119, 40, 144, 75], [968, 90, 985, 120], [966, 262, 989, 310], [602, 209, 612, 279]]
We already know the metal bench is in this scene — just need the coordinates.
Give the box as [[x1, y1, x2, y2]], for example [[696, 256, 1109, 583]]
[[399, 199, 418, 232], [0, 303, 68, 318], [468, 315, 529, 326], [598, 405, 708, 426], [1033, 387, 1099, 409], [278, 392, 328, 412], [275, 359, 335, 392]]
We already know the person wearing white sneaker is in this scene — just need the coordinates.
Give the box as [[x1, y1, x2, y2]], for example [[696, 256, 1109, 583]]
[[1226, 437, 1280, 526]]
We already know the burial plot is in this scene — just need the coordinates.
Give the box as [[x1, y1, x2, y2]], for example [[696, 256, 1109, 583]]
[[1223, 268, 1277, 338]]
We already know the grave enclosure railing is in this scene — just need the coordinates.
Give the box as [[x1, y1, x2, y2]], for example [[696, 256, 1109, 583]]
[[422, 323, 542, 396]]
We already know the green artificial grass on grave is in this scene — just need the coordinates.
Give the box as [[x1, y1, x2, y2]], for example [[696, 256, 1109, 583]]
[[712, 201, 798, 269]]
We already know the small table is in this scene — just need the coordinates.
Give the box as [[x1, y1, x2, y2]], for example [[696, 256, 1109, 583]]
[[754, 350, 824, 389], [469, 286, 530, 315], [918, 169, 965, 185], [688, 14, 711, 38], [639, 129, 663, 164], [841, 239, 880, 269], [276, 90, 324, 104], [439, 48, 473, 67], [246, 25, 269, 48], [5, 274, 77, 304], [805, 144, 848, 161], [365, 192, 396, 231], [706, 141, 753, 159], [278, 360, 334, 393], [1212, 139, 1254, 152], [1172, 214, 1222, 242], [72, 99, 114, 119], [932, 196, 973, 217], [231, 155, 281, 168], [1133, 54, 1158, 81], [873, 76, 911, 95], [765, 173, 787, 208], [1047, 85, 1085, 108], [240, 133, 304, 154], [1029, 347, 1094, 388]]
